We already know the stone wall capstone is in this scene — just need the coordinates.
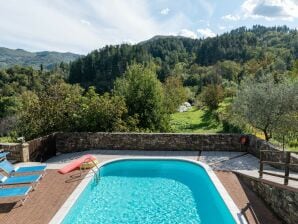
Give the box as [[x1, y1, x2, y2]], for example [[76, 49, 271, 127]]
[[0, 143, 29, 162], [237, 172, 298, 224], [55, 132, 248, 153]]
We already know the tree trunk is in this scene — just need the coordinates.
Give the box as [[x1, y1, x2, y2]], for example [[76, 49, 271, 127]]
[[263, 130, 270, 141]]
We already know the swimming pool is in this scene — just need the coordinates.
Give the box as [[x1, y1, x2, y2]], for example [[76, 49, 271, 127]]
[[55, 159, 244, 224]]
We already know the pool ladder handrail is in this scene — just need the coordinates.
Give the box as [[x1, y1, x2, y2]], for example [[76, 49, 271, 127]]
[[80, 157, 100, 182]]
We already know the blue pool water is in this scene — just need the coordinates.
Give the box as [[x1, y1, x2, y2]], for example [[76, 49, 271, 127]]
[[62, 159, 236, 224]]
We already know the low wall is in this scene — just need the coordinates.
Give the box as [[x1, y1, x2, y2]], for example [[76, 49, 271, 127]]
[[56, 132, 248, 153], [0, 143, 29, 162], [1, 133, 297, 165], [237, 172, 298, 224], [27, 134, 57, 162], [248, 135, 298, 172]]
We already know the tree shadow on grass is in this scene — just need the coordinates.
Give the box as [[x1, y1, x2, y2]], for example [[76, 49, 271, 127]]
[[187, 109, 220, 131]]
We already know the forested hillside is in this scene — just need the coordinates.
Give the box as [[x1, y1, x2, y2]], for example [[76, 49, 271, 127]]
[[0, 25, 297, 148], [0, 47, 80, 69], [69, 25, 298, 92]]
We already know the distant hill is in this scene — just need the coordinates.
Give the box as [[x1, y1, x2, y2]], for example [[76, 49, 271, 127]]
[[69, 25, 298, 92], [138, 35, 189, 44], [0, 47, 81, 69]]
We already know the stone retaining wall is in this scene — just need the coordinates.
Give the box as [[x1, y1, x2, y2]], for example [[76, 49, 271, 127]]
[[0, 143, 29, 162], [237, 172, 298, 224], [56, 132, 248, 153], [27, 134, 57, 162], [1, 132, 297, 166], [248, 135, 298, 172]]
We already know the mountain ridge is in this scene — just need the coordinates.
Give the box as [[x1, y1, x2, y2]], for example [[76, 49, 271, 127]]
[[0, 47, 81, 69]]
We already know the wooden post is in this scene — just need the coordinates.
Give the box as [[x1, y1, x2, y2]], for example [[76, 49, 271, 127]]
[[284, 152, 291, 185], [282, 135, 285, 152], [259, 151, 263, 178]]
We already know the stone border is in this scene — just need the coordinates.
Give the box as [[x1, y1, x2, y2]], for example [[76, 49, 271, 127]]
[[49, 170, 95, 224], [50, 158, 247, 224]]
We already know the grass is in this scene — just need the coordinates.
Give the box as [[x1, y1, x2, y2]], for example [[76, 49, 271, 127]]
[[269, 139, 298, 152], [170, 107, 223, 133], [170, 107, 298, 152], [0, 136, 16, 143]]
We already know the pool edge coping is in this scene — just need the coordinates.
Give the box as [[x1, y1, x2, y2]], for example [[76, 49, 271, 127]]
[[49, 157, 247, 224]]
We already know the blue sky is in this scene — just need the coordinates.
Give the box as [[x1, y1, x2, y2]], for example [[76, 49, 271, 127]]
[[0, 0, 297, 54]]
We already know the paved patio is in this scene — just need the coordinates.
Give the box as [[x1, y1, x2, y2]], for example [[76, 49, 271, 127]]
[[38, 149, 298, 188], [200, 151, 298, 188]]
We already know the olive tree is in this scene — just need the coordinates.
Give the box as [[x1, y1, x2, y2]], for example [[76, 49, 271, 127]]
[[232, 75, 298, 141]]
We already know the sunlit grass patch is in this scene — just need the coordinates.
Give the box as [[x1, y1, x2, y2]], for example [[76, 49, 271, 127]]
[[170, 107, 223, 133]]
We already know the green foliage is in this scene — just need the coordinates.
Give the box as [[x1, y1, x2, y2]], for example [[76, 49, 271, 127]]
[[216, 98, 242, 133], [163, 76, 187, 113], [17, 82, 84, 138], [198, 84, 224, 110], [68, 26, 297, 100], [78, 87, 138, 132], [214, 61, 241, 82], [69, 44, 153, 92], [232, 74, 298, 141], [0, 96, 21, 118], [1, 25, 298, 142], [16, 82, 136, 139], [0, 65, 66, 97], [114, 63, 169, 132], [0, 136, 16, 143]]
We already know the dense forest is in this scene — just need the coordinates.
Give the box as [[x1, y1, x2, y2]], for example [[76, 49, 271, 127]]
[[0, 25, 297, 147], [69, 25, 298, 92]]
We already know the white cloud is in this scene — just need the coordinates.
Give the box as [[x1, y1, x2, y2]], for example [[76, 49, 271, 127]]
[[0, 0, 171, 53], [221, 14, 240, 21], [178, 29, 197, 38], [219, 26, 227, 30], [0, 0, 205, 53], [241, 0, 298, 20], [197, 28, 216, 38], [160, 8, 170, 15], [80, 19, 91, 26]]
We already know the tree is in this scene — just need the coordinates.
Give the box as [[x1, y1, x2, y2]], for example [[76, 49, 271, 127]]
[[114, 63, 169, 131], [199, 84, 224, 110], [215, 60, 241, 82], [232, 74, 298, 141], [16, 83, 137, 139], [79, 87, 138, 132], [17, 82, 84, 139], [163, 75, 187, 113]]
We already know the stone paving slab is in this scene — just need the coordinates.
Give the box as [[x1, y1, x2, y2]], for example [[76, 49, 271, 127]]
[[201, 152, 298, 188], [43, 150, 200, 169], [199, 151, 247, 165]]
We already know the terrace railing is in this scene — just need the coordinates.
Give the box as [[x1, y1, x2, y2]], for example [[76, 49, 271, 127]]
[[259, 150, 298, 185]]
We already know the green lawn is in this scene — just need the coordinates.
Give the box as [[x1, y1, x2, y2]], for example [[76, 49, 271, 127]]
[[170, 107, 223, 133], [170, 107, 298, 152]]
